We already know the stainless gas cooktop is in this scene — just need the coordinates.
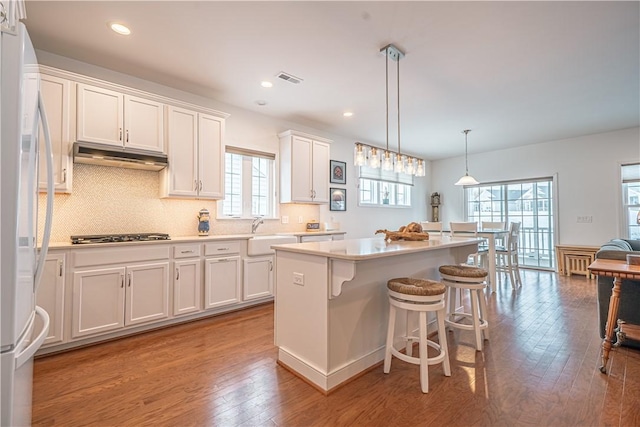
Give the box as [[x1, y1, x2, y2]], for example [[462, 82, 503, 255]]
[[70, 233, 171, 244]]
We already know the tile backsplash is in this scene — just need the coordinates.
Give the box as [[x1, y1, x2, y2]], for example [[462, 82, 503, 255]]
[[38, 164, 320, 243]]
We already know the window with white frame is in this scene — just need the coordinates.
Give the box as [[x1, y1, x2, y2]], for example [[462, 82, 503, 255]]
[[220, 147, 276, 219], [358, 166, 412, 207], [622, 162, 640, 239]]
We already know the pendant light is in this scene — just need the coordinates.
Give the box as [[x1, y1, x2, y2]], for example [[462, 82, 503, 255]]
[[454, 129, 479, 186], [352, 43, 425, 177]]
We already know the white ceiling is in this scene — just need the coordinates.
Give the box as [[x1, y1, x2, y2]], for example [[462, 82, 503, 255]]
[[24, 1, 640, 160]]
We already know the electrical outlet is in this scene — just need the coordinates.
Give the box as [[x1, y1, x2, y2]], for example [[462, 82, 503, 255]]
[[577, 215, 593, 223], [298, 216, 303, 224], [282, 215, 289, 224], [293, 272, 304, 286]]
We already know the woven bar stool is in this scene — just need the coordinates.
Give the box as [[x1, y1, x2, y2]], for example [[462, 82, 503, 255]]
[[439, 265, 489, 351], [383, 277, 451, 393]]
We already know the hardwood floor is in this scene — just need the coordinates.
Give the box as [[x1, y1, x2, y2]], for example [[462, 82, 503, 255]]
[[32, 270, 640, 426]]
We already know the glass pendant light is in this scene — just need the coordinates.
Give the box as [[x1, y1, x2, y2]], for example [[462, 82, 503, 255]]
[[455, 129, 479, 186]]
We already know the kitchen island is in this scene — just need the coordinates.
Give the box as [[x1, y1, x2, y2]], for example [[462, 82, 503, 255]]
[[272, 235, 480, 393]]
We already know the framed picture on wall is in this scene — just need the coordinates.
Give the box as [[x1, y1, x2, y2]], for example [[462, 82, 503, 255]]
[[330, 160, 346, 184], [330, 188, 346, 211]]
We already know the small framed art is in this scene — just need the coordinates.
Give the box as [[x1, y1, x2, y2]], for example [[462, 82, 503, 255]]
[[330, 160, 346, 184], [330, 188, 346, 211]]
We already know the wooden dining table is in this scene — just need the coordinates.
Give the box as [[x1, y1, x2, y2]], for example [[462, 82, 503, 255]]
[[588, 258, 640, 373], [477, 228, 510, 292]]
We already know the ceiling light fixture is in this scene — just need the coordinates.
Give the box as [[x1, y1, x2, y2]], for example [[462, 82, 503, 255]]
[[261, 81, 273, 88], [353, 43, 424, 177], [109, 22, 131, 36], [343, 111, 353, 117], [454, 129, 479, 186]]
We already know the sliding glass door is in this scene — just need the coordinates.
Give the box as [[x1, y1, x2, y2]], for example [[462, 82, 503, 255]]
[[466, 178, 555, 269]]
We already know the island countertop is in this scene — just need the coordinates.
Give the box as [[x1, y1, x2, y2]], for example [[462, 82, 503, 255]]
[[272, 235, 481, 261]]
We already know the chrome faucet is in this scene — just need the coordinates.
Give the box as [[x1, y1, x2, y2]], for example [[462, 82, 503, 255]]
[[251, 217, 264, 234]]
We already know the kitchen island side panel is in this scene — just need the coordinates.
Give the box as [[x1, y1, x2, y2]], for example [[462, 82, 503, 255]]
[[275, 251, 330, 374]]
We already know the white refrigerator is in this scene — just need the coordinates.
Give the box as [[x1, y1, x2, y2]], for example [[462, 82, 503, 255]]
[[1, 11, 55, 427]]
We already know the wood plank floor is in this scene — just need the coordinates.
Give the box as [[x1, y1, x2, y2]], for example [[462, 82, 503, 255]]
[[32, 270, 640, 426]]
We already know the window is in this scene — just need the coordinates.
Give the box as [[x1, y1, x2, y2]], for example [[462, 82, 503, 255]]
[[220, 148, 276, 219], [358, 165, 413, 207], [466, 177, 555, 270], [622, 163, 640, 239]]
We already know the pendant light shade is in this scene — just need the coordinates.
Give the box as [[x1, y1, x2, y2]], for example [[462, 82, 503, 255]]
[[455, 129, 479, 186]]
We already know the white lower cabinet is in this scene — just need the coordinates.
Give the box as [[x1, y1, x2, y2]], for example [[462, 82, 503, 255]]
[[173, 259, 202, 316], [243, 257, 273, 301], [36, 253, 66, 346], [72, 262, 169, 338]]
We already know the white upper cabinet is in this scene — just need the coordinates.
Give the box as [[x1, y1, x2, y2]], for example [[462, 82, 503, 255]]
[[76, 83, 164, 153], [279, 130, 331, 204], [39, 73, 72, 193], [160, 106, 225, 199]]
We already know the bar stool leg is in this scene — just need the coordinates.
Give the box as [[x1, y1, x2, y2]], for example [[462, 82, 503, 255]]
[[437, 307, 451, 377], [418, 311, 429, 393], [405, 310, 413, 357], [478, 289, 490, 341], [383, 304, 396, 374], [470, 289, 483, 351]]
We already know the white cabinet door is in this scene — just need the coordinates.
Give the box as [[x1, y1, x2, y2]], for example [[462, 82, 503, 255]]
[[311, 140, 330, 203], [290, 135, 314, 202], [72, 266, 125, 338], [36, 253, 66, 345], [125, 262, 170, 326], [76, 84, 124, 147], [243, 257, 273, 301], [124, 95, 164, 153], [198, 113, 224, 199], [173, 259, 202, 316], [204, 256, 241, 309], [39, 74, 72, 193], [162, 106, 198, 197]]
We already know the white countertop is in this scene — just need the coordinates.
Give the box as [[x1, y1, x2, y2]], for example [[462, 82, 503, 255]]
[[272, 235, 482, 261], [48, 230, 346, 249]]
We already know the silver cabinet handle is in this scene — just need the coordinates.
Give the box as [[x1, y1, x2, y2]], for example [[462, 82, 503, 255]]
[[119, 128, 123, 141], [126, 129, 129, 143], [120, 273, 124, 288], [194, 180, 198, 191], [217, 248, 229, 251], [181, 250, 194, 254], [127, 272, 132, 287], [199, 180, 203, 191], [0, 2, 7, 25], [218, 258, 229, 262], [62, 168, 67, 184], [58, 260, 63, 277], [176, 267, 180, 280], [269, 261, 273, 271]]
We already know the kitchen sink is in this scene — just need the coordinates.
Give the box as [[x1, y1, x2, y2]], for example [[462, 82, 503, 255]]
[[247, 235, 297, 256]]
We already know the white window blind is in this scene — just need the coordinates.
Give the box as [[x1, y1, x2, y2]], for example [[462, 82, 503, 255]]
[[622, 162, 640, 183]]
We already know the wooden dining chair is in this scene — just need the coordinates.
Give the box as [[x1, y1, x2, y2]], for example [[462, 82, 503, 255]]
[[420, 221, 443, 236], [450, 222, 480, 265], [496, 222, 523, 288], [481, 221, 506, 231]]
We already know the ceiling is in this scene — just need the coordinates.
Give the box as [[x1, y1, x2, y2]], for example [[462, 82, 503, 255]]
[[23, 1, 639, 160]]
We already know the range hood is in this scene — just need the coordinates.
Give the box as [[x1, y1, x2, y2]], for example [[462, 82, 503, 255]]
[[73, 142, 168, 171]]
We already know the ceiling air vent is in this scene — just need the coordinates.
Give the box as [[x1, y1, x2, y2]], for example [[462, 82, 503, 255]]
[[276, 72, 303, 84]]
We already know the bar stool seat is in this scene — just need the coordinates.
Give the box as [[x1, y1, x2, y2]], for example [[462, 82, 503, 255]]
[[383, 277, 451, 393], [439, 265, 490, 351]]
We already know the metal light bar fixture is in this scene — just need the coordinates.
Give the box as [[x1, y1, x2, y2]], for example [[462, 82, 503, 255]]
[[353, 43, 425, 177]]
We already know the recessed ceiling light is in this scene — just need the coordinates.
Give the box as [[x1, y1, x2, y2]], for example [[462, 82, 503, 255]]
[[109, 22, 131, 36], [256, 100, 268, 106], [261, 81, 273, 88], [343, 112, 354, 117]]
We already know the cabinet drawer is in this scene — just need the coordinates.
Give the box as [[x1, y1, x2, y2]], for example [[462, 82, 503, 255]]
[[204, 241, 240, 256], [173, 244, 201, 259], [73, 245, 170, 268]]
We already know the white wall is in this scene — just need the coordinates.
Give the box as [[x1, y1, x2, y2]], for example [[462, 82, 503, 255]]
[[36, 51, 428, 240], [431, 127, 640, 246]]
